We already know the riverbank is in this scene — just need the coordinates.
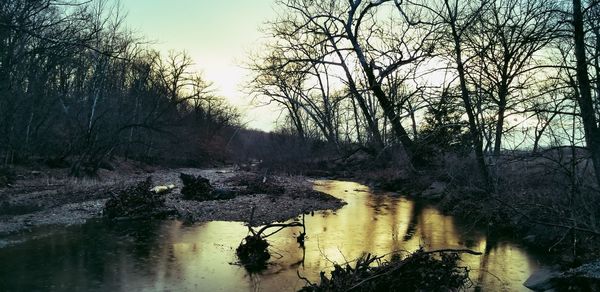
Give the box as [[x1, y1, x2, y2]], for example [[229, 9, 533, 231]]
[[299, 154, 600, 290], [303, 155, 600, 259], [0, 178, 540, 291], [0, 166, 344, 237]]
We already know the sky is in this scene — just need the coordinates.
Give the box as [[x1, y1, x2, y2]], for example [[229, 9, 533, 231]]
[[117, 0, 280, 131]]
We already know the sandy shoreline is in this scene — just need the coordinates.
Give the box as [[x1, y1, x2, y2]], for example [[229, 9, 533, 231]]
[[0, 168, 345, 237]]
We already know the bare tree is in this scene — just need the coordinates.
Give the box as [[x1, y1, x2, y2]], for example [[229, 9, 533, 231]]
[[570, 0, 600, 187], [262, 0, 438, 162], [0, 0, 241, 173], [267, 0, 387, 149], [465, 0, 559, 156], [404, 0, 492, 186]]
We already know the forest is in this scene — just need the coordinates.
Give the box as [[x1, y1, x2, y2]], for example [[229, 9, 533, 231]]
[[1, 0, 600, 291]]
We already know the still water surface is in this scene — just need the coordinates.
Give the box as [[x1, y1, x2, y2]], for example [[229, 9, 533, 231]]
[[0, 180, 542, 291]]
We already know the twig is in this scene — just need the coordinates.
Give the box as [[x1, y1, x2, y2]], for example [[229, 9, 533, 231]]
[[549, 227, 574, 252], [424, 248, 483, 256], [345, 249, 480, 291], [257, 222, 304, 238], [297, 270, 314, 286]]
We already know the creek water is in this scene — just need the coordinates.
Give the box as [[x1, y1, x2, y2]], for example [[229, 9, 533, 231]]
[[0, 180, 543, 291]]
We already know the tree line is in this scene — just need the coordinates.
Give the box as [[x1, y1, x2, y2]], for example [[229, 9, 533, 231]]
[[248, 0, 600, 188], [0, 0, 240, 175]]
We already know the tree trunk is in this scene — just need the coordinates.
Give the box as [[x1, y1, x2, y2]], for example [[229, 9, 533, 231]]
[[409, 102, 418, 139], [351, 97, 364, 145], [364, 64, 415, 158], [354, 91, 385, 149], [572, 0, 600, 187], [493, 99, 506, 156], [447, 13, 492, 189], [343, 23, 415, 161], [594, 27, 600, 116], [329, 39, 385, 150], [348, 85, 383, 147]]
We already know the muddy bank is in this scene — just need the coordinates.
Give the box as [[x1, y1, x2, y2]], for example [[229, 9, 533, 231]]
[[0, 168, 344, 236]]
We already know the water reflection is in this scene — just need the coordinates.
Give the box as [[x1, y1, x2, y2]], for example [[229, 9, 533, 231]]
[[0, 180, 540, 291]]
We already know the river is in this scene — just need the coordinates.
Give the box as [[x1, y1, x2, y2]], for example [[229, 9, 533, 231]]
[[0, 180, 543, 291]]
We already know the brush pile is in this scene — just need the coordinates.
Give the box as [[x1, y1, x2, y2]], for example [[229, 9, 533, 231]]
[[104, 177, 169, 219], [300, 248, 473, 292], [180, 173, 235, 200]]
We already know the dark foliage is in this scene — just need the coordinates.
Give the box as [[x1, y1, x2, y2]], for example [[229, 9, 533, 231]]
[[0, 0, 240, 175], [418, 92, 471, 157]]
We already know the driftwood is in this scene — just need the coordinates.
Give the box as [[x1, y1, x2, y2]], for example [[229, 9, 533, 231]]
[[299, 248, 480, 292], [180, 173, 214, 200], [236, 206, 306, 272], [180, 173, 236, 201]]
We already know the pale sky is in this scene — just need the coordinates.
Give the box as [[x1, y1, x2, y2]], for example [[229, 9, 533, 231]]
[[117, 0, 279, 131]]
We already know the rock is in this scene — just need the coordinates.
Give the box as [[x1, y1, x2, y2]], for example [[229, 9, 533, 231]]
[[567, 259, 600, 280], [562, 259, 600, 280], [524, 267, 560, 291], [421, 181, 447, 199], [343, 149, 371, 166], [539, 260, 600, 291]]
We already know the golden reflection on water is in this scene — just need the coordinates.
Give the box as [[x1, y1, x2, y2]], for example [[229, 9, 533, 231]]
[[0, 180, 540, 291], [259, 180, 539, 291]]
